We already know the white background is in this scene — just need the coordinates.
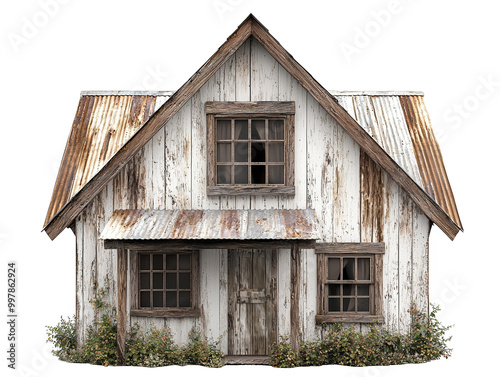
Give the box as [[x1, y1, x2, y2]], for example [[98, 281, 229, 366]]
[[1, 0, 498, 376]]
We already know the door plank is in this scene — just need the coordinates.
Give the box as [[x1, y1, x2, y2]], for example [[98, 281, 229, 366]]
[[252, 250, 267, 355]]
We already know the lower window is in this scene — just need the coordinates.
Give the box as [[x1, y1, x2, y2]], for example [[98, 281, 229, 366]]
[[326, 255, 373, 313], [131, 251, 200, 317], [316, 243, 384, 323]]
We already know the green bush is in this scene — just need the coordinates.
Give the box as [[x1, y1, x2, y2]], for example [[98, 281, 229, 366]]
[[271, 305, 452, 368], [47, 286, 224, 367], [269, 336, 299, 367], [408, 304, 452, 362], [181, 329, 224, 367], [126, 325, 182, 367], [79, 310, 118, 366], [46, 316, 80, 362]]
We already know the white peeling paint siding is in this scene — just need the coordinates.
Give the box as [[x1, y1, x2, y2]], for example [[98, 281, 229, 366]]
[[74, 39, 431, 348]]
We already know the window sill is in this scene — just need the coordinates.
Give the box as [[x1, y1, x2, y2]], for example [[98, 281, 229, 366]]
[[315, 314, 383, 324], [207, 185, 295, 196], [131, 308, 201, 318]]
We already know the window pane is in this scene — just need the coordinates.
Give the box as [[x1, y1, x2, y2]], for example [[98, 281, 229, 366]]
[[328, 284, 340, 296], [153, 254, 163, 270], [140, 273, 150, 289], [234, 142, 248, 162], [166, 292, 177, 307], [234, 165, 249, 184], [268, 165, 284, 184], [358, 298, 370, 312], [358, 258, 371, 280], [166, 273, 177, 289], [328, 258, 341, 280], [166, 254, 177, 270], [140, 254, 150, 270], [217, 165, 231, 184], [217, 119, 231, 140], [251, 119, 265, 139], [357, 284, 370, 296], [153, 292, 163, 308], [179, 273, 190, 289], [251, 142, 265, 162], [153, 273, 163, 289], [179, 254, 190, 270], [268, 119, 284, 140], [343, 284, 355, 296], [217, 143, 231, 162], [179, 292, 191, 308], [268, 142, 284, 162], [343, 258, 355, 280], [343, 298, 355, 312], [328, 298, 340, 312], [140, 292, 150, 308], [251, 165, 266, 184], [235, 119, 248, 140]]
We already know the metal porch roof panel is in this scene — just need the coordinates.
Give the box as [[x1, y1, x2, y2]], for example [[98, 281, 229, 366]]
[[100, 209, 319, 241], [333, 92, 462, 229], [44, 92, 171, 228]]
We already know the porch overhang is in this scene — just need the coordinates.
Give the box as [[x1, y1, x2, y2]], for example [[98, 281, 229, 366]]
[[101, 209, 318, 250]]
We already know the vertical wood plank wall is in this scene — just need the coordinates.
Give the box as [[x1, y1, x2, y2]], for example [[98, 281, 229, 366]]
[[75, 38, 431, 348]]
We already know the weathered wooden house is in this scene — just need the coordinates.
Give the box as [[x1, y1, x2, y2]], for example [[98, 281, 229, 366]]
[[43, 15, 462, 364]]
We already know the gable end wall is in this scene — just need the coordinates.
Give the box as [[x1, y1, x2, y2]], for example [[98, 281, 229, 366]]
[[75, 38, 431, 349]]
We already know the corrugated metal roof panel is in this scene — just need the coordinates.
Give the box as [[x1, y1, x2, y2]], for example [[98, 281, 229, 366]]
[[44, 93, 171, 228], [333, 92, 461, 229], [400, 96, 462, 229], [335, 94, 423, 186], [100, 209, 319, 241]]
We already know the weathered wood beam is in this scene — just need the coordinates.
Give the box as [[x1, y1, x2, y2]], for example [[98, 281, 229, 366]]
[[116, 246, 128, 366], [104, 239, 316, 251], [130, 309, 201, 318], [315, 314, 384, 324], [315, 242, 385, 253], [290, 243, 300, 352], [206, 101, 295, 114]]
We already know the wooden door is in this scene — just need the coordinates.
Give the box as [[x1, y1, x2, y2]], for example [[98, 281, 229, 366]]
[[228, 249, 277, 356]]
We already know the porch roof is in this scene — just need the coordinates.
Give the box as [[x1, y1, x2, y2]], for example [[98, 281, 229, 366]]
[[100, 209, 318, 241]]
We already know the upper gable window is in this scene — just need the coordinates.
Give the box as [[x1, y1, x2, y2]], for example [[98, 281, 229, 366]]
[[206, 101, 295, 195]]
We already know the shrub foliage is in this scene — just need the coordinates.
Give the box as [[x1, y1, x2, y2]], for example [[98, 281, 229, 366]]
[[270, 304, 452, 368], [46, 286, 223, 367], [48, 291, 450, 368]]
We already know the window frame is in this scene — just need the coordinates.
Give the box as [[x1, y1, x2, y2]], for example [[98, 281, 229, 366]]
[[130, 250, 200, 318], [206, 101, 295, 196], [315, 243, 385, 324]]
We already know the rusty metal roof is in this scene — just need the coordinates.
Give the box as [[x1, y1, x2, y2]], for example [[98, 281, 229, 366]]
[[101, 209, 319, 240], [44, 92, 171, 228], [44, 90, 461, 234], [332, 92, 462, 230]]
